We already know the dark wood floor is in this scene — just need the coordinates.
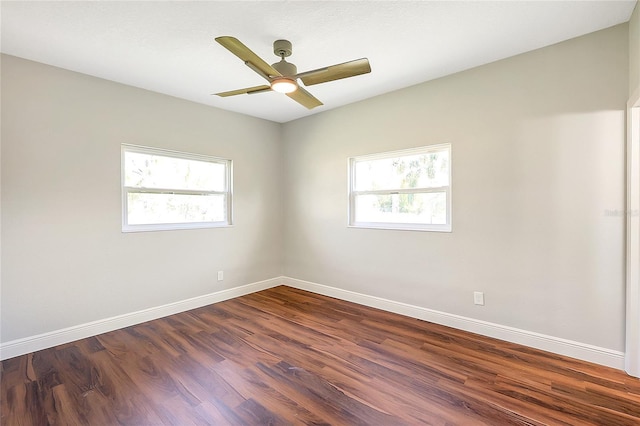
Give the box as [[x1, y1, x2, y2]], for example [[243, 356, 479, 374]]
[[2, 286, 639, 425]]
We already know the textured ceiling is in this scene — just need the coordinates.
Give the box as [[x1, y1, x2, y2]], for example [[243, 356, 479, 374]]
[[1, 1, 636, 123]]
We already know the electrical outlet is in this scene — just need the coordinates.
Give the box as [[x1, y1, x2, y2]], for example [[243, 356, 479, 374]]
[[217, 271, 224, 281], [473, 291, 485, 306]]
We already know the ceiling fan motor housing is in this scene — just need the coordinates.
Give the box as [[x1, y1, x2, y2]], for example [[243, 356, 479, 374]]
[[272, 59, 297, 77]]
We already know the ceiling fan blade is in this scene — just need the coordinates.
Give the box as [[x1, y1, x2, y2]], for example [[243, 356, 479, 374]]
[[298, 58, 371, 86], [215, 36, 281, 81], [214, 85, 272, 97], [286, 87, 323, 109]]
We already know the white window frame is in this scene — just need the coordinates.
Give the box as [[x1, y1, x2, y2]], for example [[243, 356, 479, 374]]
[[121, 144, 233, 232], [348, 144, 452, 232]]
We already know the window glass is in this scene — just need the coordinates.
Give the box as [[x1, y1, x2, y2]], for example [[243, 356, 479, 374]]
[[354, 192, 447, 225], [354, 152, 449, 191], [124, 152, 226, 192], [127, 193, 226, 225]]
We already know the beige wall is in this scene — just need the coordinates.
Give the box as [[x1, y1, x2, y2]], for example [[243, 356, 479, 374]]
[[1, 55, 284, 342], [630, 3, 640, 97], [283, 24, 628, 351], [1, 23, 630, 357]]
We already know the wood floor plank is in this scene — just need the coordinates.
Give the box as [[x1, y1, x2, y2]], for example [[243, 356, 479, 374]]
[[213, 360, 328, 425], [2, 285, 639, 425]]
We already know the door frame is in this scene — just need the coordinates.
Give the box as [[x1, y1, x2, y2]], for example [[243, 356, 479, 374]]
[[626, 89, 640, 377]]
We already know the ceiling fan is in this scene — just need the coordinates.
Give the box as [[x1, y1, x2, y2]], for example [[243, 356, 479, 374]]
[[214, 36, 371, 109]]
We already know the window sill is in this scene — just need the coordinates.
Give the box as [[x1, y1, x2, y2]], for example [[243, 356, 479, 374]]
[[122, 222, 234, 233], [348, 223, 452, 233]]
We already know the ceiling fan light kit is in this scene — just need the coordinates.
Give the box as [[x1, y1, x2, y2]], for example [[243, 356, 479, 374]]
[[271, 77, 298, 93], [214, 36, 371, 109]]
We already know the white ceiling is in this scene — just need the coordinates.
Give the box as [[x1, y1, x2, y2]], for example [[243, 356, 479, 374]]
[[1, 1, 636, 123]]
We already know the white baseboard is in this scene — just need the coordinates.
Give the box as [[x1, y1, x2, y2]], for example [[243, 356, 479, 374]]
[[0, 277, 282, 361], [282, 276, 626, 370], [1, 276, 626, 371]]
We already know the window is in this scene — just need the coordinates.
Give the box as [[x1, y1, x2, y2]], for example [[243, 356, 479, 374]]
[[122, 144, 232, 232], [348, 144, 451, 232]]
